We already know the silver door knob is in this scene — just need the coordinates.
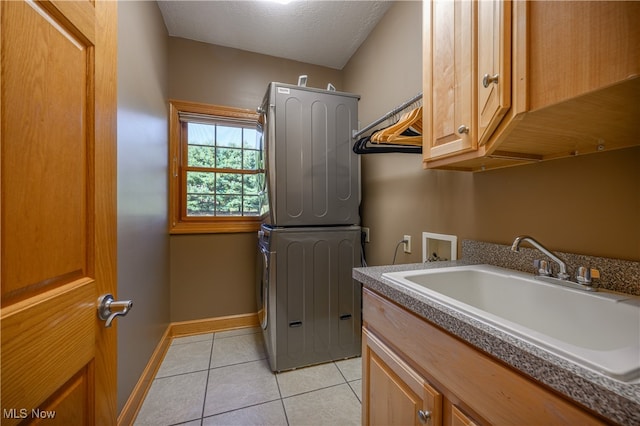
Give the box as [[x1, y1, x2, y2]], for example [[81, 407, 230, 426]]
[[418, 409, 432, 424], [457, 125, 469, 135], [97, 294, 133, 327], [482, 73, 499, 88]]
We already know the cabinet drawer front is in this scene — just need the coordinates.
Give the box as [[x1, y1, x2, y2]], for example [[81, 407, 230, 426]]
[[363, 289, 604, 425]]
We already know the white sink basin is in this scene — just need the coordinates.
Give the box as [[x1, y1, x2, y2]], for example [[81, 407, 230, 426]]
[[382, 264, 640, 382]]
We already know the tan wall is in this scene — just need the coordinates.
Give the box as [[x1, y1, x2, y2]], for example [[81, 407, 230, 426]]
[[168, 38, 344, 321], [170, 234, 258, 321], [117, 1, 170, 412], [168, 37, 344, 109], [344, 2, 640, 265], [470, 148, 639, 260], [343, 1, 431, 265]]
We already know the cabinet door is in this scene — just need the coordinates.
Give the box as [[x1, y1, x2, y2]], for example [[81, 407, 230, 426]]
[[363, 329, 442, 426], [448, 404, 479, 426], [424, 0, 476, 160], [477, 0, 511, 145]]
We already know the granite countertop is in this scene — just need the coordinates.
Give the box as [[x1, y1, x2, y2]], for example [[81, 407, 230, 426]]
[[354, 260, 640, 425]]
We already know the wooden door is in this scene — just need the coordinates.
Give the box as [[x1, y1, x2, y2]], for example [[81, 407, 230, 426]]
[[423, 0, 476, 161], [1, 1, 117, 424]]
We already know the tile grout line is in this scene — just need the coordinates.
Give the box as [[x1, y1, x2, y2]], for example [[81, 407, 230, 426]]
[[199, 398, 286, 424], [207, 355, 269, 372], [281, 381, 353, 401], [334, 360, 348, 382], [334, 360, 362, 403], [199, 332, 217, 425], [274, 368, 291, 426], [280, 398, 290, 426], [153, 368, 210, 381]]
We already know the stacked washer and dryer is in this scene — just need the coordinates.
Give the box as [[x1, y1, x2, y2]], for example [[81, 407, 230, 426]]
[[255, 82, 362, 372]]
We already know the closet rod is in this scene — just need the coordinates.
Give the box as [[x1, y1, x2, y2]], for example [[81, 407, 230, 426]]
[[352, 92, 423, 139]]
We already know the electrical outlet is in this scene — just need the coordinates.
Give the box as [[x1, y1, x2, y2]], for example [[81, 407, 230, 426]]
[[362, 227, 370, 243], [403, 235, 412, 253]]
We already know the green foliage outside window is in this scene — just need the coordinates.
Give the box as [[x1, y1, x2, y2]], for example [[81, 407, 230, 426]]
[[186, 122, 263, 217]]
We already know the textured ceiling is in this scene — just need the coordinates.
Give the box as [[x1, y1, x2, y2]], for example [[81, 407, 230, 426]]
[[157, 0, 393, 70]]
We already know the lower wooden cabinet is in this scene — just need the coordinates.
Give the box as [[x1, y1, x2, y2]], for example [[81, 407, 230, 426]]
[[363, 328, 442, 425], [362, 288, 606, 425], [449, 404, 478, 426], [364, 328, 477, 426]]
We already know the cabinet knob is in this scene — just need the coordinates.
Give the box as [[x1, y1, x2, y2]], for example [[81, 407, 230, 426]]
[[457, 125, 469, 135], [418, 409, 432, 424], [482, 73, 500, 88]]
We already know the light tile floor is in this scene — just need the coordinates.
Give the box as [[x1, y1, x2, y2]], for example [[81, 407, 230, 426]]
[[134, 327, 362, 426]]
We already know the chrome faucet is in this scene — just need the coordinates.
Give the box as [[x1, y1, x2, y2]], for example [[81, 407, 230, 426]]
[[511, 235, 570, 280], [511, 235, 600, 291]]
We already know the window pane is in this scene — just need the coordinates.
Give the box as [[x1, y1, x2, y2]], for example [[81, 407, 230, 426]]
[[216, 147, 242, 169], [243, 149, 260, 170], [216, 195, 242, 215], [243, 195, 260, 215], [243, 174, 260, 195], [215, 172, 242, 194], [186, 171, 215, 193], [188, 145, 215, 167], [174, 101, 264, 228], [187, 194, 215, 216], [187, 123, 215, 146], [217, 126, 242, 148], [243, 128, 259, 150]]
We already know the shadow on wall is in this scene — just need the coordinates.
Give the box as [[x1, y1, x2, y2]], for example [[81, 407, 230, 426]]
[[471, 147, 640, 260], [170, 233, 258, 322]]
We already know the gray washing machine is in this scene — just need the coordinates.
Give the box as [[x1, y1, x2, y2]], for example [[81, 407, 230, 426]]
[[255, 82, 362, 371], [258, 82, 360, 227], [256, 224, 362, 372]]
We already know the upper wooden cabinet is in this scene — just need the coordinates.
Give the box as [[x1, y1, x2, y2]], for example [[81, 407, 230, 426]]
[[476, 0, 511, 146], [423, 0, 640, 171], [423, 0, 476, 159]]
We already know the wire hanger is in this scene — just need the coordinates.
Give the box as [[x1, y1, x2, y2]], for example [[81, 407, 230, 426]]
[[371, 106, 422, 145], [352, 93, 423, 140], [353, 93, 423, 154]]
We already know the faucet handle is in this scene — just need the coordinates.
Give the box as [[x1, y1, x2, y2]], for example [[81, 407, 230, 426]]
[[533, 259, 552, 276], [576, 266, 600, 285]]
